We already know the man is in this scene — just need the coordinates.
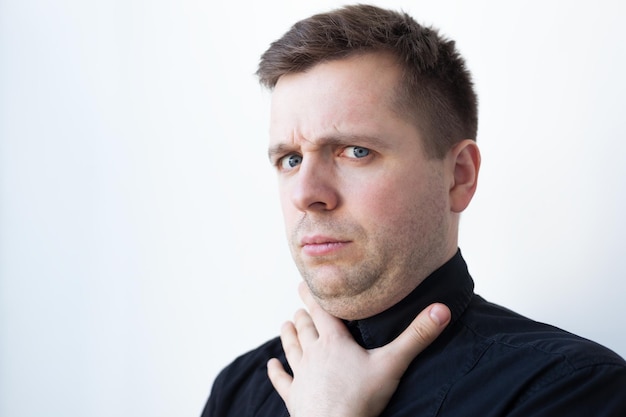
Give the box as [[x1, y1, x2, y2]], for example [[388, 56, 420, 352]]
[[203, 4, 626, 416]]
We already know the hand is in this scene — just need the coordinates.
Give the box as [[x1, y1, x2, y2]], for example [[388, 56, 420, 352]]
[[267, 282, 451, 417]]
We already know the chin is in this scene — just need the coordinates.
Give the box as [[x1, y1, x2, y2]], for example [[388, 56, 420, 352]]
[[315, 294, 380, 321]]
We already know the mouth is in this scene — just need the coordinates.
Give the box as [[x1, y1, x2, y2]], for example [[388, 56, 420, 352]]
[[300, 235, 351, 256]]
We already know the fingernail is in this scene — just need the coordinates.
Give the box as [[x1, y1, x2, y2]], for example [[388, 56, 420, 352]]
[[430, 304, 450, 326]]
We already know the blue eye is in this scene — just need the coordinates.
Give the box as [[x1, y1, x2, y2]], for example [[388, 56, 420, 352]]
[[345, 146, 370, 158], [280, 154, 303, 170]]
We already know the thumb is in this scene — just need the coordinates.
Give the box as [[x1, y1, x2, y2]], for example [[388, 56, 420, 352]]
[[376, 303, 451, 374]]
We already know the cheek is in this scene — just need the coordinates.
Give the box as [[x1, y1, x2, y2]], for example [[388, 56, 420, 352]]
[[278, 192, 295, 227], [348, 178, 409, 222], [278, 183, 305, 241], [352, 170, 446, 227]]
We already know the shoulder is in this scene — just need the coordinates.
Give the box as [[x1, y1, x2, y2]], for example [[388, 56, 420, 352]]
[[220, 337, 285, 378], [460, 295, 625, 369], [202, 337, 285, 417], [450, 296, 626, 414], [212, 336, 284, 395]]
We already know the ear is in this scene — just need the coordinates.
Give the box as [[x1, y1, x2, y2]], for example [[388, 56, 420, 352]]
[[447, 139, 481, 213]]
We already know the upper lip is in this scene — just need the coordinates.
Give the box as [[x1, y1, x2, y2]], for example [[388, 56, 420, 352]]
[[300, 235, 349, 246]]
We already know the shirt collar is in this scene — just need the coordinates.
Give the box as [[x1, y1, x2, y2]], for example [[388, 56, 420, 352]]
[[344, 250, 474, 349]]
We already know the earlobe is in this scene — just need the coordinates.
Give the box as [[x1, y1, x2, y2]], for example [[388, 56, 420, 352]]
[[449, 140, 481, 213]]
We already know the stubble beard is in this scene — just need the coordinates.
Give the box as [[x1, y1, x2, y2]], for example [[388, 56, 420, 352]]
[[289, 199, 450, 320]]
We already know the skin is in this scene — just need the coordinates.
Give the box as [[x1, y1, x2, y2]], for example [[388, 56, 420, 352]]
[[266, 51, 480, 416], [267, 283, 452, 417], [268, 52, 481, 320]]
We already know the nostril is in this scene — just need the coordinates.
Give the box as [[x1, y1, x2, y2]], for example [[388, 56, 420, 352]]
[[291, 180, 339, 212], [308, 201, 332, 211], [289, 158, 340, 212]]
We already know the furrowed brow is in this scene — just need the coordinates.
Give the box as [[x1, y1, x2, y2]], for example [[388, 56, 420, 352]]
[[267, 133, 388, 162], [267, 143, 296, 162], [318, 134, 389, 151]]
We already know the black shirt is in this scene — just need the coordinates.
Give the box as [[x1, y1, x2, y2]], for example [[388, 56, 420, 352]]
[[202, 251, 626, 416]]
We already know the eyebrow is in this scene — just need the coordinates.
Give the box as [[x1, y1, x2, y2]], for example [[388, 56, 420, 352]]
[[267, 134, 388, 162], [267, 143, 295, 162]]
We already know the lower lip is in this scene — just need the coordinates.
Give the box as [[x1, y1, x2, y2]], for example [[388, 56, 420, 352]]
[[302, 241, 349, 256]]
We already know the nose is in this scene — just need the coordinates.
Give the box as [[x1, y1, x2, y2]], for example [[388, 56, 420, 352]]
[[290, 158, 339, 212]]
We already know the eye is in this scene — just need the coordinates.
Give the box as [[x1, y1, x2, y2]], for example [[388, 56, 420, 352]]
[[343, 146, 371, 159], [279, 154, 303, 170]]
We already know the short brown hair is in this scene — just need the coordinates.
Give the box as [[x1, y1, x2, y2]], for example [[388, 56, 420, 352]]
[[257, 4, 478, 158]]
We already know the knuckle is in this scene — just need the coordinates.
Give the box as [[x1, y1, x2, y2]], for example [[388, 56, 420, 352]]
[[408, 322, 433, 344]]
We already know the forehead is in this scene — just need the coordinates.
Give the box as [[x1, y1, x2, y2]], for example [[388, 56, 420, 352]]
[[269, 52, 407, 146]]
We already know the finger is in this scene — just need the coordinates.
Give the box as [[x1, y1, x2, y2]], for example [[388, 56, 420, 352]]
[[298, 281, 348, 335], [378, 303, 451, 375], [293, 308, 318, 346], [267, 358, 292, 402], [280, 320, 302, 370]]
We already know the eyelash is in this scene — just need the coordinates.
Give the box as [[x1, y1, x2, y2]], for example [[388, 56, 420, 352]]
[[342, 146, 370, 159], [275, 146, 372, 171], [278, 153, 303, 170]]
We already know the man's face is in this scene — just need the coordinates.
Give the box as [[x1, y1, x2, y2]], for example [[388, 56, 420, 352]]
[[268, 52, 458, 320]]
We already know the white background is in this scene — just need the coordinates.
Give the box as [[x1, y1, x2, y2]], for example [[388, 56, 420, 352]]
[[1, 0, 625, 416]]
